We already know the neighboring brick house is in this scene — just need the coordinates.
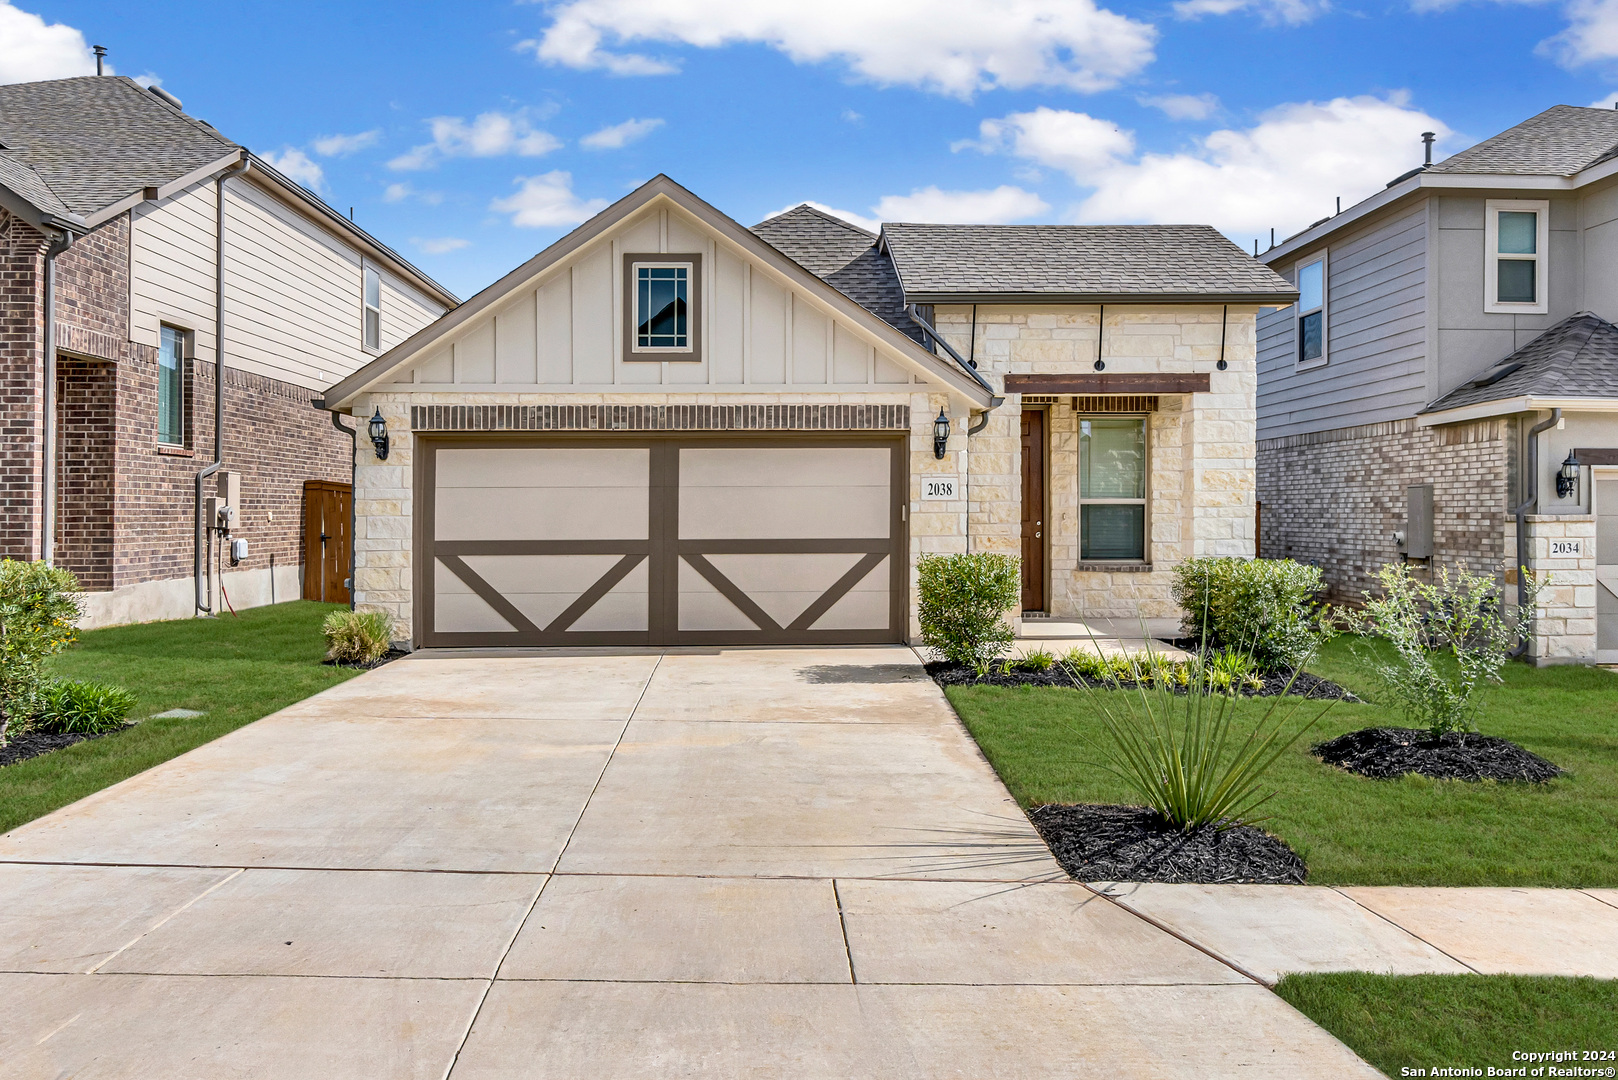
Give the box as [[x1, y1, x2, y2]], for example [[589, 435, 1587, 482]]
[[1255, 105, 1618, 664], [314, 177, 1293, 650], [0, 75, 455, 626]]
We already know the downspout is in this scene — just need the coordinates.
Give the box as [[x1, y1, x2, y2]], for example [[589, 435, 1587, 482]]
[[40, 228, 73, 564], [196, 156, 249, 615], [1509, 408, 1561, 657], [328, 406, 358, 610]]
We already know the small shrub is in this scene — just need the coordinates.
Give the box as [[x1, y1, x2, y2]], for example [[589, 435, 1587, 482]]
[[1173, 557, 1332, 673], [34, 679, 136, 735], [1016, 648, 1056, 673], [322, 609, 395, 666], [1061, 648, 1109, 681], [917, 553, 1020, 668], [1347, 562, 1543, 736], [1196, 650, 1265, 695], [0, 559, 83, 746]]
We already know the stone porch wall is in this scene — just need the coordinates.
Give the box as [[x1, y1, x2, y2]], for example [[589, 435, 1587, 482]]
[[1523, 514, 1597, 665]]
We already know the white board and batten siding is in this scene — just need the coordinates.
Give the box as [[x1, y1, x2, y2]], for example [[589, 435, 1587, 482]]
[[1257, 204, 1431, 441], [130, 176, 446, 393], [390, 205, 918, 391]]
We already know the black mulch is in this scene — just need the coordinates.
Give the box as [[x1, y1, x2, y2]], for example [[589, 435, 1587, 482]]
[[1029, 803, 1307, 884], [1, 725, 132, 768], [925, 660, 1357, 700], [323, 648, 410, 671], [1313, 726, 1562, 783]]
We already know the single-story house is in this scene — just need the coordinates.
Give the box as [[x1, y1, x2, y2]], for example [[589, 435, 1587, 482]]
[[320, 176, 1295, 649]]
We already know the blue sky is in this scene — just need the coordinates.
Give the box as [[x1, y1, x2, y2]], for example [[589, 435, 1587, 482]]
[[8, 0, 1618, 298]]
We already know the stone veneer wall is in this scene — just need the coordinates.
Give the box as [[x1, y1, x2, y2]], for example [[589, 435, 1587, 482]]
[[933, 305, 1257, 620], [350, 390, 962, 644], [1523, 514, 1598, 664], [1256, 416, 1514, 604]]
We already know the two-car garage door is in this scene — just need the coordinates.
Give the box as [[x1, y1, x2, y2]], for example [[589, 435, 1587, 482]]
[[418, 436, 905, 647]]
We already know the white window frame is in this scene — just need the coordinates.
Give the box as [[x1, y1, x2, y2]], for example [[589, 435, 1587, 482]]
[[1294, 252, 1327, 370], [628, 258, 698, 358], [1077, 413, 1151, 565], [362, 264, 382, 353], [1484, 199, 1549, 315]]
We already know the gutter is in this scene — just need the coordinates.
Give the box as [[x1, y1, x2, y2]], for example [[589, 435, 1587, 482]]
[[1509, 408, 1561, 656], [196, 157, 249, 615], [39, 227, 74, 564]]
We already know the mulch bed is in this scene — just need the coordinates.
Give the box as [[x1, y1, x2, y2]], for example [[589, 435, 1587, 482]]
[[926, 660, 1357, 700], [0, 725, 132, 768], [1029, 802, 1307, 884], [323, 648, 409, 671], [1313, 726, 1562, 783]]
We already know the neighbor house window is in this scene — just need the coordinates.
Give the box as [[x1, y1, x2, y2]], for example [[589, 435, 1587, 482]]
[[363, 265, 382, 351], [1079, 417, 1147, 562], [158, 325, 186, 445], [1296, 254, 1326, 366], [1485, 199, 1549, 314], [622, 253, 702, 361]]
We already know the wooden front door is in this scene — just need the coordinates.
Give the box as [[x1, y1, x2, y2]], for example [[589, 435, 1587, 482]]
[[303, 480, 352, 603], [1020, 410, 1046, 612]]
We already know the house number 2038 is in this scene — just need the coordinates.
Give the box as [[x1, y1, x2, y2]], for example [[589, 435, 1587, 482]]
[[922, 477, 958, 501]]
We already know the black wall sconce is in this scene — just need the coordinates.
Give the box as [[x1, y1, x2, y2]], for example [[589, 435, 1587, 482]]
[[1556, 451, 1581, 499], [368, 408, 390, 461], [933, 407, 950, 459]]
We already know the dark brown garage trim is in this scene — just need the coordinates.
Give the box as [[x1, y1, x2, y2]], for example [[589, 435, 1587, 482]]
[[1004, 373, 1210, 395], [411, 403, 911, 433]]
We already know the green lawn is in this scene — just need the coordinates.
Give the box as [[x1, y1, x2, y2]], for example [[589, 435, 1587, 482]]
[[0, 601, 360, 835], [945, 638, 1618, 886], [1274, 973, 1618, 1078]]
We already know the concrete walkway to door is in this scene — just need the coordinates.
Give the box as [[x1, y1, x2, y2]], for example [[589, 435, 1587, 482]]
[[0, 646, 1378, 1078]]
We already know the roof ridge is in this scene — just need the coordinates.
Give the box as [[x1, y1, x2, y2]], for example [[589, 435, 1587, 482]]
[[774, 203, 876, 238]]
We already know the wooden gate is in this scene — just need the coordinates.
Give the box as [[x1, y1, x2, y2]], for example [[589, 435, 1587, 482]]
[[303, 480, 352, 603]]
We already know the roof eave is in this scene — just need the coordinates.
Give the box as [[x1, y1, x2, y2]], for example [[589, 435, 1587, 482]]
[[1416, 394, 1618, 426], [0, 182, 85, 235], [902, 290, 1299, 306]]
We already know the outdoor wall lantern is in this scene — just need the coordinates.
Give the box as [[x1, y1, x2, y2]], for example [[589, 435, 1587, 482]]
[[368, 408, 390, 461], [1556, 450, 1581, 500], [933, 408, 950, 459]]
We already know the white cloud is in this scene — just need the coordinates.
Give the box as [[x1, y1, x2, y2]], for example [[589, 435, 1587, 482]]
[[1139, 92, 1220, 120], [491, 171, 610, 228], [763, 200, 881, 232], [313, 130, 381, 156], [972, 94, 1448, 239], [874, 185, 1050, 224], [261, 148, 324, 191], [841, 109, 863, 124], [1172, 0, 1330, 23], [412, 236, 471, 254], [520, 0, 1156, 98], [390, 110, 562, 170], [960, 107, 1135, 179], [382, 183, 412, 203], [133, 73, 162, 89], [580, 116, 664, 150], [1541, 0, 1618, 66], [0, 1, 97, 83], [1593, 90, 1618, 107]]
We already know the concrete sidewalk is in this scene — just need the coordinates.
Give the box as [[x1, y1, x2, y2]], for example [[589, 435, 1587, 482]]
[[0, 645, 1378, 1078]]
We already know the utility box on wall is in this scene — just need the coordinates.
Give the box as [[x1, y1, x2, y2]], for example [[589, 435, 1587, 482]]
[[1406, 483, 1434, 559]]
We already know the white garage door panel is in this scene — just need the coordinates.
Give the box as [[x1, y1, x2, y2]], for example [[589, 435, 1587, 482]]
[[436, 447, 650, 488], [680, 446, 889, 487], [702, 553, 867, 628], [435, 447, 648, 542], [677, 561, 757, 632], [810, 559, 892, 630], [680, 447, 889, 540], [570, 561, 649, 632]]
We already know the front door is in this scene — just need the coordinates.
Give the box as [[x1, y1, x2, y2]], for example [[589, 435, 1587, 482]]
[[303, 480, 352, 604], [1020, 410, 1046, 612], [1599, 475, 1618, 663]]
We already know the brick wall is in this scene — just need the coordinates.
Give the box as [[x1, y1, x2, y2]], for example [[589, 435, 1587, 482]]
[[0, 210, 48, 561], [1256, 417, 1514, 603], [54, 357, 117, 589]]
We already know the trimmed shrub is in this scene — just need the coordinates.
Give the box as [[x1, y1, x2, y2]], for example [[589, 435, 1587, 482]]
[[917, 553, 1020, 669], [35, 679, 136, 735], [1172, 557, 1330, 672], [0, 559, 83, 746], [322, 610, 395, 666]]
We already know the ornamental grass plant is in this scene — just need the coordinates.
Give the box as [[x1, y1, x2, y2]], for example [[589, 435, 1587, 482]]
[[321, 609, 396, 666]]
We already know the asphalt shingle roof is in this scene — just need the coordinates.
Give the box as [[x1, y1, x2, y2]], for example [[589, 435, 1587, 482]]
[[1422, 312, 1618, 414], [0, 76, 237, 217], [879, 223, 1297, 301], [1428, 105, 1618, 177]]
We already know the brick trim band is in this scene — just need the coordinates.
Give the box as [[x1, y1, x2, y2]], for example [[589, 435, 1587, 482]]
[[409, 404, 912, 432]]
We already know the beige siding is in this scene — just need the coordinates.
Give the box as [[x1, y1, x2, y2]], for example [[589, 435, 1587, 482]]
[[389, 204, 920, 391], [129, 175, 446, 392]]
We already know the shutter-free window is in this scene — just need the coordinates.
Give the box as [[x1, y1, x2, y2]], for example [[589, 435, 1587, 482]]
[[363, 266, 382, 351], [158, 325, 185, 445], [1296, 255, 1326, 365], [635, 264, 690, 350], [1485, 200, 1549, 314], [1079, 417, 1147, 561]]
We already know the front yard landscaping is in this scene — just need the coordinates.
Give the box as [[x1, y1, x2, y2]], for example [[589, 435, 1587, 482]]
[[1273, 973, 1618, 1079], [0, 601, 360, 835], [947, 637, 1618, 887]]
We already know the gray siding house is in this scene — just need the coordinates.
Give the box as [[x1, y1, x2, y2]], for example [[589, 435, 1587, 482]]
[[1256, 105, 1618, 664]]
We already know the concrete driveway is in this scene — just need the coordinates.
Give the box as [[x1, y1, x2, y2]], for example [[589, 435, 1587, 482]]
[[0, 646, 1376, 1078]]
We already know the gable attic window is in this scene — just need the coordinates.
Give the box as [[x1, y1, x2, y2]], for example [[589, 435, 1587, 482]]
[[1295, 254, 1326, 367], [623, 253, 702, 361], [363, 265, 382, 352], [1485, 199, 1549, 314]]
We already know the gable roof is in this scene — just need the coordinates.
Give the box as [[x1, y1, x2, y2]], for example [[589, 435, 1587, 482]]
[[322, 175, 997, 411], [1428, 105, 1618, 177], [1420, 312, 1618, 419], [879, 223, 1297, 304]]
